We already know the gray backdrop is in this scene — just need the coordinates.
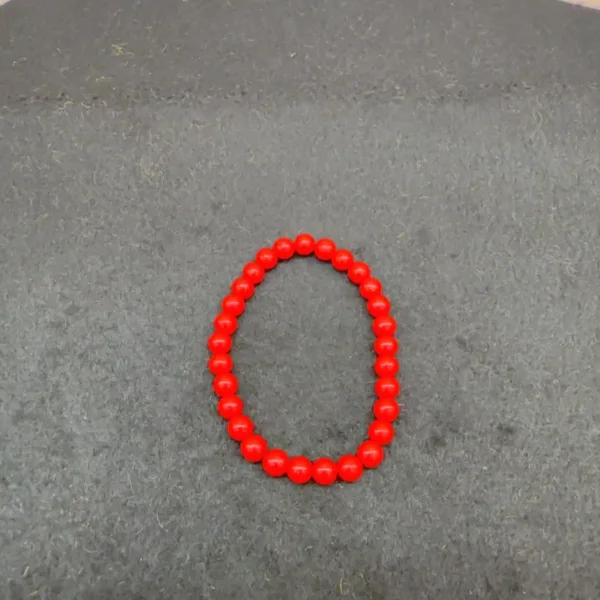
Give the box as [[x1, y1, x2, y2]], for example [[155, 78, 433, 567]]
[[1, 0, 599, 598]]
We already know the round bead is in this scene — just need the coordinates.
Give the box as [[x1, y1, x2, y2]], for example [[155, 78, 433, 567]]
[[374, 356, 399, 377], [312, 458, 338, 486], [213, 373, 239, 397], [256, 247, 278, 271], [314, 238, 337, 261], [367, 295, 392, 318], [375, 377, 401, 398], [374, 336, 399, 356], [294, 233, 316, 256], [373, 398, 400, 422], [240, 434, 268, 462], [331, 249, 354, 272], [287, 456, 313, 484], [359, 277, 383, 299], [368, 420, 395, 446], [221, 294, 245, 317], [273, 237, 295, 260], [227, 414, 254, 442], [337, 454, 363, 483], [231, 276, 255, 300], [207, 332, 233, 354], [372, 315, 397, 337], [214, 313, 237, 336], [262, 449, 289, 477], [208, 353, 233, 375], [242, 261, 266, 285], [347, 261, 371, 285], [217, 395, 244, 420], [357, 441, 384, 469]]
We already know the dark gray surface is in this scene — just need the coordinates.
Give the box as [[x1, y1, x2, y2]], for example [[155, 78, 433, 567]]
[[1, 0, 600, 599]]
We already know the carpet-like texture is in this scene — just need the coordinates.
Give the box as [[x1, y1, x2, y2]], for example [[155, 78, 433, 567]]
[[1, 0, 600, 599]]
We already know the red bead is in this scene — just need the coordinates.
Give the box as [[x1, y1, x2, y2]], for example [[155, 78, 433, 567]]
[[256, 248, 278, 271], [273, 237, 295, 260], [372, 315, 397, 337], [357, 441, 384, 469], [314, 238, 337, 261], [240, 434, 268, 462], [294, 233, 316, 256], [213, 373, 239, 397], [227, 414, 254, 441], [374, 356, 399, 377], [207, 332, 233, 354], [368, 420, 395, 445], [347, 261, 371, 285], [312, 457, 338, 486], [331, 249, 354, 271], [262, 449, 289, 477], [375, 377, 401, 398], [208, 353, 233, 375], [337, 455, 364, 483], [359, 277, 382, 299], [374, 336, 399, 356], [214, 313, 237, 335], [221, 294, 245, 317], [231, 277, 255, 300], [367, 295, 392, 318], [373, 398, 400, 422], [242, 261, 266, 285], [287, 456, 313, 484], [217, 395, 244, 420]]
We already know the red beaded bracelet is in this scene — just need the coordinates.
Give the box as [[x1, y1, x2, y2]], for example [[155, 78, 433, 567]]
[[208, 234, 401, 485]]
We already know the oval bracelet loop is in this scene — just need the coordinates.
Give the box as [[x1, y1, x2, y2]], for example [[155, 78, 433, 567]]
[[208, 234, 401, 485]]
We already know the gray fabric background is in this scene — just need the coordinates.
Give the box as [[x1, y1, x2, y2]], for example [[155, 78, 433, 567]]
[[1, 0, 600, 598]]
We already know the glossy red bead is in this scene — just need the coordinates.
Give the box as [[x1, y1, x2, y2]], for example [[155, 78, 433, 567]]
[[357, 441, 384, 469], [367, 295, 392, 318], [331, 249, 354, 271], [208, 353, 233, 375], [373, 397, 400, 422], [374, 336, 399, 356], [312, 457, 338, 486], [256, 247, 278, 270], [231, 276, 255, 300], [337, 454, 364, 483], [273, 237, 295, 260], [240, 434, 268, 462], [242, 261, 266, 285], [227, 414, 254, 441], [262, 449, 289, 477], [287, 456, 313, 484], [314, 238, 337, 261], [213, 373, 239, 397], [214, 313, 238, 336], [347, 261, 371, 285], [221, 293, 246, 317], [368, 420, 395, 446], [374, 356, 399, 377], [359, 277, 383, 299], [294, 233, 316, 256], [207, 332, 233, 354], [217, 395, 244, 420], [375, 377, 401, 398], [372, 315, 397, 337]]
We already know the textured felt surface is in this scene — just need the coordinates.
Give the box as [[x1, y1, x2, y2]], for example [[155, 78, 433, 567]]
[[1, 0, 600, 599]]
